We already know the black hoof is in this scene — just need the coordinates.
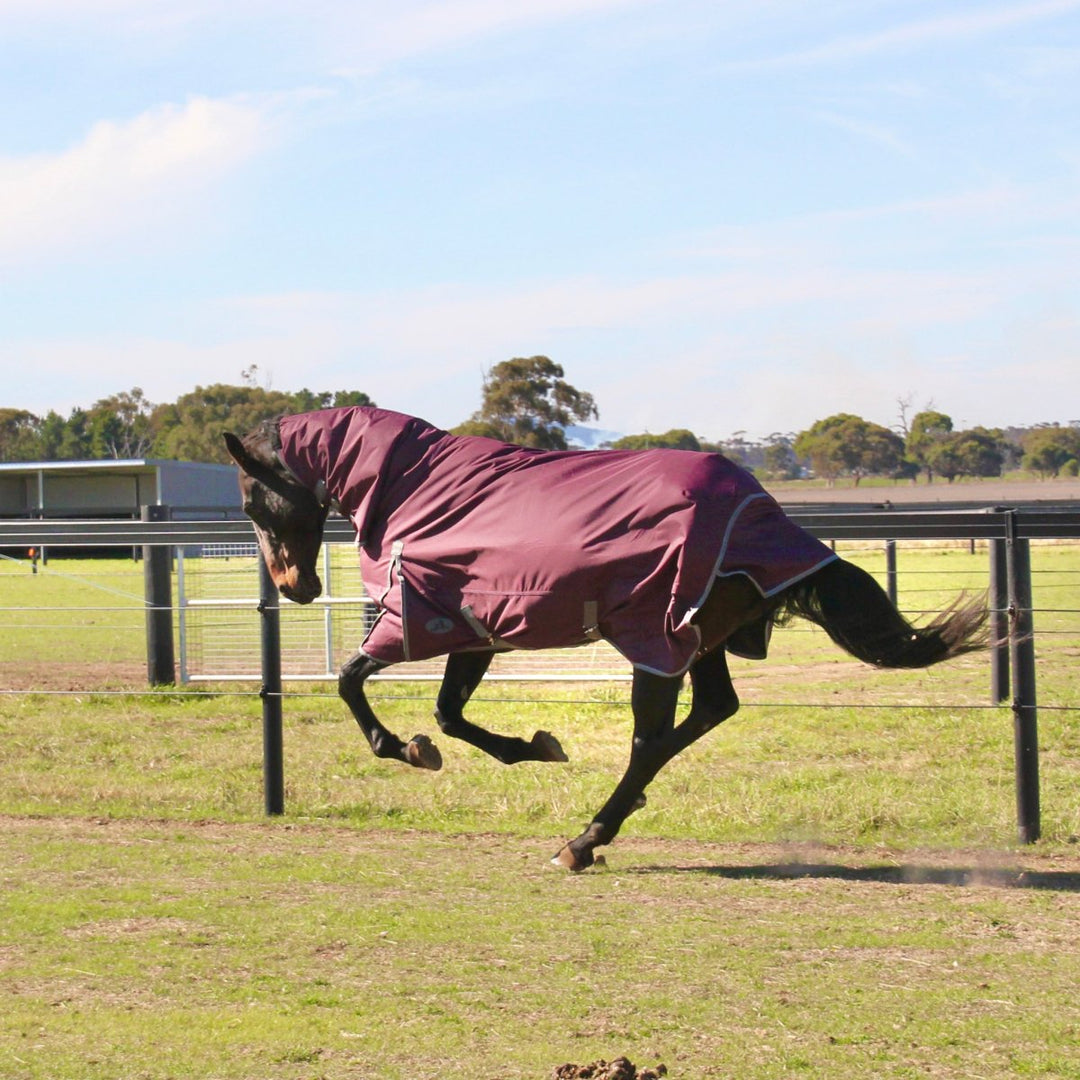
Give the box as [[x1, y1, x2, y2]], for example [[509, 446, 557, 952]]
[[405, 734, 443, 771], [551, 842, 594, 872], [531, 730, 569, 762]]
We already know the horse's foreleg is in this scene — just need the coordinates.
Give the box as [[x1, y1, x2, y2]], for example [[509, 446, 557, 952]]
[[552, 648, 740, 871], [435, 652, 568, 764], [338, 652, 442, 770]]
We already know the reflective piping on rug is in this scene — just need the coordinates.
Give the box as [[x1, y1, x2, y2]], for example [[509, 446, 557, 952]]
[[389, 540, 409, 661]]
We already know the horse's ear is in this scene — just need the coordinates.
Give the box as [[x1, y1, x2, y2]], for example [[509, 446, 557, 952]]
[[223, 432, 253, 470], [223, 431, 286, 492]]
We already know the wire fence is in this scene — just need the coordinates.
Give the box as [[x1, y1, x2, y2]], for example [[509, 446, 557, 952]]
[[1, 535, 1078, 714], [4, 511, 1076, 843]]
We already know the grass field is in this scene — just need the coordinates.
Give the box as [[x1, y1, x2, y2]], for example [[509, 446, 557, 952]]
[[1, 544, 1079, 1078]]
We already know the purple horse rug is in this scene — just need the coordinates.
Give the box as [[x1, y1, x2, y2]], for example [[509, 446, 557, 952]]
[[277, 407, 836, 676]]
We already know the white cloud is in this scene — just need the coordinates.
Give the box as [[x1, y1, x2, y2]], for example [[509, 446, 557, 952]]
[[724, 0, 1080, 70], [312, 0, 660, 82], [1, 0, 659, 66], [10, 242, 1077, 437], [361, 0, 653, 55], [682, 176, 1080, 273], [810, 110, 915, 158], [197, 163, 1078, 435], [0, 96, 270, 264], [0, 0, 140, 14], [199, 262, 1009, 426]]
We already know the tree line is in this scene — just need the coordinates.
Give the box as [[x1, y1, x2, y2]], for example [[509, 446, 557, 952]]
[[0, 381, 372, 466], [1, 357, 1078, 483], [614, 411, 1080, 484]]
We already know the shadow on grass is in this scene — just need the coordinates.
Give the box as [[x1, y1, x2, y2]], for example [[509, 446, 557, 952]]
[[632, 862, 1080, 892]]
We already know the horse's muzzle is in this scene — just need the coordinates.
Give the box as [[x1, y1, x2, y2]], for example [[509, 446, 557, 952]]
[[280, 575, 322, 605]]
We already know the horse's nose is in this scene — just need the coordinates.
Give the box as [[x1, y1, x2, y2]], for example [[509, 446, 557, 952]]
[[280, 570, 322, 604]]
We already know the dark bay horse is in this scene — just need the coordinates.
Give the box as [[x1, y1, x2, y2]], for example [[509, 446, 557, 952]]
[[225, 406, 987, 870]]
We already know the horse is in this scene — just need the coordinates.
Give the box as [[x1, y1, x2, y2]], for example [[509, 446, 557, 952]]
[[224, 406, 987, 871]]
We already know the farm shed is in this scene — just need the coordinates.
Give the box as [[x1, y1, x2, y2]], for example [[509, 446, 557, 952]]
[[0, 459, 240, 519], [0, 459, 242, 560]]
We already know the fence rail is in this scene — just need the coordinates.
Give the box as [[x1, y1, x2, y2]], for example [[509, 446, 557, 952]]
[[6, 504, 1080, 548]]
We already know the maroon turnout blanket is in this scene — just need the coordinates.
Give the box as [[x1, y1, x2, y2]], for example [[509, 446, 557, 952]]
[[277, 407, 836, 676]]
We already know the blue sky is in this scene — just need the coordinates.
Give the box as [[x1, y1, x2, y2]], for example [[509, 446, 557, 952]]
[[2, 0, 1078, 443]]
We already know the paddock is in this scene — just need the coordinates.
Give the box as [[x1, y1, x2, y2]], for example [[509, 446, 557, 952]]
[[1, 511, 1078, 1078]]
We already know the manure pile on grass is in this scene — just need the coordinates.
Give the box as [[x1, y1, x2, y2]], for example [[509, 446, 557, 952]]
[[552, 1057, 667, 1079]]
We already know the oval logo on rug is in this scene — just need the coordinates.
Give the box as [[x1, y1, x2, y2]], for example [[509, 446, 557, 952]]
[[425, 617, 455, 635]]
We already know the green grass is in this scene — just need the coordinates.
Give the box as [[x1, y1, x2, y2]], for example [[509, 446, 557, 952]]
[[0, 555, 147, 671], [1, 543, 1079, 1078], [3, 821, 1080, 1080], [2, 668, 1077, 848]]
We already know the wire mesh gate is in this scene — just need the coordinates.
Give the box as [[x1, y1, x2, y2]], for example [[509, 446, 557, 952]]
[[176, 542, 632, 683]]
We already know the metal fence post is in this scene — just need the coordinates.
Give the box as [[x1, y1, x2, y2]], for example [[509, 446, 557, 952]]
[[259, 559, 285, 816], [1005, 512, 1039, 843], [989, 534, 1009, 703], [885, 539, 898, 606], [141, 504, 175, 686], [176, 548, 189, 684], [322, 542, 334, 678]]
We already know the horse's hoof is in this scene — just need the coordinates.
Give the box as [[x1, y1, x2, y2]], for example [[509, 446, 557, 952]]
[[405, 734, 442, 771], [531, 730, 569, 763], [551, 843, 594, 872]]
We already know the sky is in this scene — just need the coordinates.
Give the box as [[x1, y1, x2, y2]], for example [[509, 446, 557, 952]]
[[1, 0, 1078, 443]]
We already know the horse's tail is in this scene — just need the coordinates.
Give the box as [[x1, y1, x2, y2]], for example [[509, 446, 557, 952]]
[[774, 558, 989, 669]]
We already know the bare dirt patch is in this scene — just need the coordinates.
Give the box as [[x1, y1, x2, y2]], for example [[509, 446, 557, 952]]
[[0, 659, 148, 692], [63, 916, 203, 941], [12, 815, 1080, 882]]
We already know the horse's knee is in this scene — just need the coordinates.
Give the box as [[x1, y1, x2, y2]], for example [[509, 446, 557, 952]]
[[699, 683, 739, 725], [688, 648, 740, 729], [676, 683, 738, 748], [690, 690, 739, 739], [337, 667, 355, 702], [434, 706, 462, 737]]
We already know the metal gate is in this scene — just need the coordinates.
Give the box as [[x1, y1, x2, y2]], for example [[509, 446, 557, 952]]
[[176, 542, 632, 682]]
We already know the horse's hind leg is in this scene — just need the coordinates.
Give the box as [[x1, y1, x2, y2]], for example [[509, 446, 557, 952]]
[[435, 651, 568, 765], [338, 652, 443, 770], [553, 647, 740, 871]]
